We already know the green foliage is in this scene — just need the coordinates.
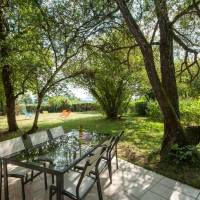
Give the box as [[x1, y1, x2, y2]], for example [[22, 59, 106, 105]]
[[127, 101, 135, 114], [180, 99, 200, 125], [48, 96, 70, 111], [76, 28, 147, 119], [146, 100, 163, 120], [169, 144, 200, 165], [145, 99, 200, 125]]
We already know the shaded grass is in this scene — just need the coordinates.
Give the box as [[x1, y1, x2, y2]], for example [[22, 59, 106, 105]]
[[1, 112, 200, 188]]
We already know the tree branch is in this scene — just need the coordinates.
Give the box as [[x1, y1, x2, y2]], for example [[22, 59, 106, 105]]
[[150, 21, 159, 44], [171, 0, 200, 25], [14, 67, 35, 99], [45, 69, 85, 93], [173, 32, 198, 54]]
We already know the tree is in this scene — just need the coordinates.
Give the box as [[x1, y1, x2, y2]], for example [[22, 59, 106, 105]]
[[26, 0, 118, 133], [77, 29, 143, 119], [0, 1, 17, 131], [0, 0, 41, 132], [0, 0, 23, 131], [115, 0, 200, 156]]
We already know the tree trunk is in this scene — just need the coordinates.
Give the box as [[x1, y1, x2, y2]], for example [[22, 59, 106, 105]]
[[106, 110, 118, 119], [116, 0, 186, 157], [2, 65, 18, 132], [0, 100, 5, 115], [0, 4, 18, 132], [154, 0, 185, 155], [27, 96, 43, 134]]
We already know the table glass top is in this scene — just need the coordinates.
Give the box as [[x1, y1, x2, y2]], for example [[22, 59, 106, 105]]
[[9, 130, 108, 173]]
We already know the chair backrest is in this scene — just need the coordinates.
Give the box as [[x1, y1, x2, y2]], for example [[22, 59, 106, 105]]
[[109, 131, 124, 155], [76, 146, 106, 197], [101, 138, 113, 147], [101, 137, 115, 156], [0, 137, 25, 158], [49, 126, 65, 139], [29, 130, 49, 146]]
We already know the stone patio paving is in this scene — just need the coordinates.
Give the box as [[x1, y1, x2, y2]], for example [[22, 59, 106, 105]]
[[1, 158, 200, 200]]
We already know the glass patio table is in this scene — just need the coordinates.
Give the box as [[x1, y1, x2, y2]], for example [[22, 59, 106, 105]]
[[3, 131, 109, 200]]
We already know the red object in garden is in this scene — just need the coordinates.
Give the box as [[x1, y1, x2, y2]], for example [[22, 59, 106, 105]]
[[60, 110, 71, 117]]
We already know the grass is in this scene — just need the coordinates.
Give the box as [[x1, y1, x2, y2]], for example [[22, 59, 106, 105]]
[[1, 111, 200, 188]]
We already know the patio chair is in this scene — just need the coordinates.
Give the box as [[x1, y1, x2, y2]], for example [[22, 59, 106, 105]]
[[74, 137, 115, 183], [0, 137, 38, 200], [75, 131, 124, 184], [49, 146, 106, 200], [48, 126, 65, 139], [28, 130, 51, 188]]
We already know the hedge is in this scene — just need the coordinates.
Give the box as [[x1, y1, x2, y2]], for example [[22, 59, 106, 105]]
[[134, 100, 148, 116], [146, 99, 200, 125], [23, 103, 97, 113]]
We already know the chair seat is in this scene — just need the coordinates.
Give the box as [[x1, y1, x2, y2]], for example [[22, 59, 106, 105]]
[[3, 164, 32, 178], [53, 171, 95, 198], [75, 158, 107, 173]]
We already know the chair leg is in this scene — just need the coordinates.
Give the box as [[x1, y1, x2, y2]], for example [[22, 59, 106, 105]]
[[96, 174, 103, 200], [0, 160, 2, 200], [108, 160, 112, 184], [31, 170, 34, 181], [0, 174, 2, 200], [116, 150, 119, 169], [20, 178, 26, 200], [44, 172, 48, 189], [52, 174, 54, 184], [0, 176, 1, 200], [49, 186, 53, 200]]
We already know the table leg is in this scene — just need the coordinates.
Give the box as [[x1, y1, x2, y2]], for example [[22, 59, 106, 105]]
[[3, 159, 9, 200], [56, 173, 64, 200], [0, 159, 2, 200]]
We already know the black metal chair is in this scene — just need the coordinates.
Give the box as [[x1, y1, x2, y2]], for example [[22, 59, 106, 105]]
[[0, 137, 39, 200], [75, 131, 124, 184], [27, 130, 54, 188], [49, 146, 106, 200]]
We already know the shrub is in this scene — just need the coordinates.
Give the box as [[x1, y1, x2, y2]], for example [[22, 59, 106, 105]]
[[135, 100, 148, 116], [70, 103, 97, 112], [146, 101, 163, 120], [146, 99, 200, 125], [127, 101, 135, 113], [169, 144, 200, 165], [179, 99, 200, 125]]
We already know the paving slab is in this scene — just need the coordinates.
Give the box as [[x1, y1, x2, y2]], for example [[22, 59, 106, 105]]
[[159, 177, 200, 198], [150, 183, 196, 200], [140, 191, 166, 200]]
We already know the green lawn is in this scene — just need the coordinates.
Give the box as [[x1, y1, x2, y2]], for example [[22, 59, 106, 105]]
[[1, 111, 200, 188]]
